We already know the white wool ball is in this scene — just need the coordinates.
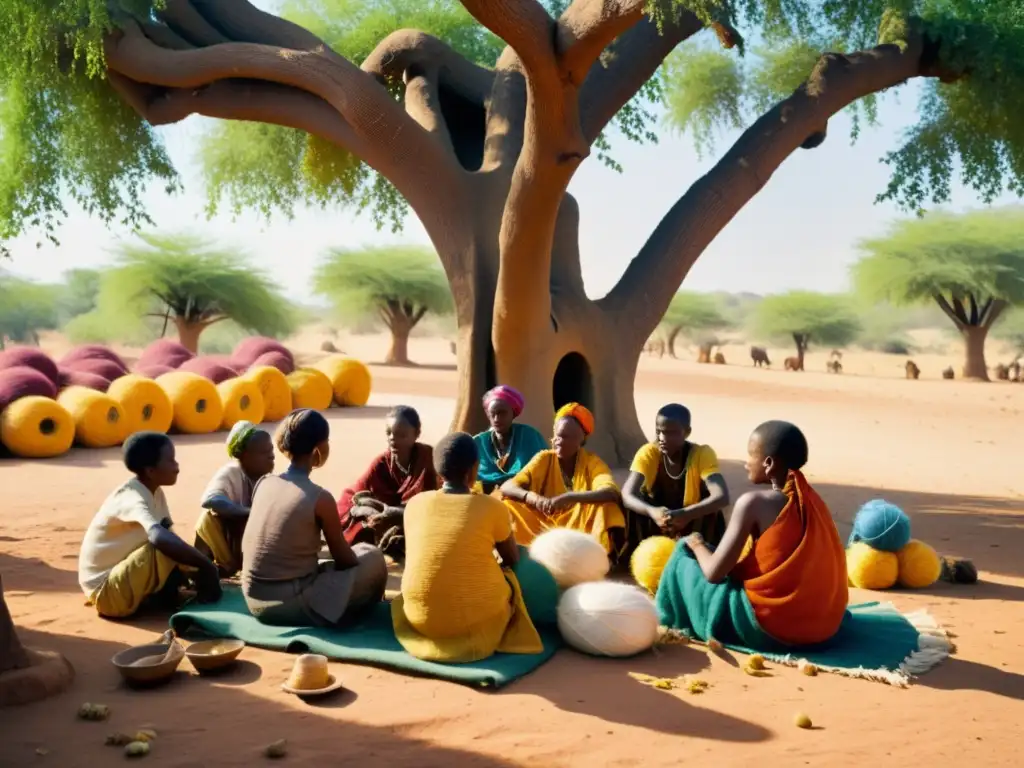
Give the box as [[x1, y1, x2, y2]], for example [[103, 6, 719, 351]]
[[557, 581, 660, 657], [528, 528, 609, 588]]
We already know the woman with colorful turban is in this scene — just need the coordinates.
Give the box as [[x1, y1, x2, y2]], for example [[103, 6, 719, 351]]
[[499, 403, 625, 553], [473, 386, 548, 494], [194, 420, 275, 576]]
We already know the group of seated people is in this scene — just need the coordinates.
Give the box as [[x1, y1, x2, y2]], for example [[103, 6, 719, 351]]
[[77, 385, 848, 663]]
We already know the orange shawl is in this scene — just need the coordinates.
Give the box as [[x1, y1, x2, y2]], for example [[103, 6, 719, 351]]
[[732, 470, 848, 645]]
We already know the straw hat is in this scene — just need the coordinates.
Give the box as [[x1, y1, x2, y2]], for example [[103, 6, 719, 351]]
[[281, 654, 344, 697]]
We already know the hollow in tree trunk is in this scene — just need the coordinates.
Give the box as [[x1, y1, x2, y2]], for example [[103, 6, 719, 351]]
[[98, 2, 962, 464]]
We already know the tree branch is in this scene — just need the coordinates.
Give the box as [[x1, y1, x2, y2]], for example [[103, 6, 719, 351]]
[[578, 10, 703, 143], [982, 298, 1007, 330], [458, 0, 557, 78], [156, 0, 229, 46], [556, 0, 646, 86], [412, 306, 429, 326], [951, 295, 969, 325], [599, 33, 936, 340], [934, 293, 966, 330], [378, 307, 394, 330], [103, 19, 465, 236], [968, 292, 980, 325]]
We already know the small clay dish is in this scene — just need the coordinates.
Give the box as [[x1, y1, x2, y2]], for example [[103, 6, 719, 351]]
[[185, 639, 245, 673], [112, 641, 185, 685], [280, 674, 345, 698]]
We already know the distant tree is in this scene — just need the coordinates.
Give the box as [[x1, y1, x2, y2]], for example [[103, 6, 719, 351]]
[[993, 310, 1024, 360], [93, 233, 295, 353], [853, 208, 1024, 380], [313, 246, 452, 366], [661, 292, 732, 358], [56, 268, 103, 321], [753, 291, 861, 371], [0, 273, 60, 347]]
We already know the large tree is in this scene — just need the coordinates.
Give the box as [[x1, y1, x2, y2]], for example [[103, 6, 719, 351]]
[[753, 291, 861, 371], [661, 291, 731, 358], [853, 208, 1024, 380], [313, 245, 452, 365], [91, 232, 295, 353], [2, 2, 1023, 461], [0, 273, 60, 347]]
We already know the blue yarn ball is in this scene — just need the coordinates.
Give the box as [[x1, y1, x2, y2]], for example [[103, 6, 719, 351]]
[[512, 545, 560, 626], [848, 499, 911, 553]]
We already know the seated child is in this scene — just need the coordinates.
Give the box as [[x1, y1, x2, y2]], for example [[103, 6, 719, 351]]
[[194, 420, 275, 577], [391, 432, 543, 663], [78, 432, 222, 618], [621, 404, 730, 556], [337, 406, 438, 559], [473, 385, 548, 494]]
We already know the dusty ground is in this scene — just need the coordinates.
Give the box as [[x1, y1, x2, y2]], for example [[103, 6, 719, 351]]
[[2, 333, 1022, 766]]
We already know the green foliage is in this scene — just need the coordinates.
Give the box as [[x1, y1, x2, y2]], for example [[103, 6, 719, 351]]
[[313, 245, 452, 324], [662, 291, 732, 337], [198, 320, 251, 356], [56, 268, 103, 321], [660, 0, 1024, 208], [95, 232, 296, 337], [993, 309, 1024, 355], [0, 272, 60, 345], [0, 1, 178, 254], [752, 291, 862, 348], [853, 208, 1024, 311], [63, 307, 153, 346]]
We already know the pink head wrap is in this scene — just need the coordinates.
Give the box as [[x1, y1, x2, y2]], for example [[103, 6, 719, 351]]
[[482, 385, 525, 418]]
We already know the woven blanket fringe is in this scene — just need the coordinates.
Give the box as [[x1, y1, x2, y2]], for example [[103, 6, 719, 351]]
[[762, 606, 952, 688]]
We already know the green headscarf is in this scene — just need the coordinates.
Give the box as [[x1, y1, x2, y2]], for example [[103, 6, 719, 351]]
[[226, 420, 258, 459]]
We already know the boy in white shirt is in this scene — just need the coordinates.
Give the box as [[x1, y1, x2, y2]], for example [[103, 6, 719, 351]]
[[78, 432, 221, 618]]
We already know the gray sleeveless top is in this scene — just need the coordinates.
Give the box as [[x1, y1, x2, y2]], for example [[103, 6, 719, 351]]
[[241, 469, 322, 585]]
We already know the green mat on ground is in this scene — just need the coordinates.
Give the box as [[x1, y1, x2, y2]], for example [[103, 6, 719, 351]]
[[170, 587, 561, 689]]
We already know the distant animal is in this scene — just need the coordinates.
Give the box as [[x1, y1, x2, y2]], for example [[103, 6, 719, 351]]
[[784, 356, 803, 371], [826, 360, 842, 374], [750, 346, 771, 368], [1010, 360, 1022, 382], [995, 363, 1010, 381], [320, 340, 338, 353], [697, 343, 713, 364], [644, 338, 666, 358], [713, 352, 726, 365], [829, 349, 843, 361], [905, 360, 920, 380], [942, 366, 955, 380]]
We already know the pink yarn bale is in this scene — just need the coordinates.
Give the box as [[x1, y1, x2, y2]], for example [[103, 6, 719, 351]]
[[134, 364, 176, 379], [0, 347, 59, 388], [231, 337, 293, 371], [137, 339, 194, 368], [0, 366, 58, 410], [59, 344, 127, 370], [63, 357, 128, 381], [178, 356, 239, 384], [250, 350, 295, 375], [57, 368, 111, 392]]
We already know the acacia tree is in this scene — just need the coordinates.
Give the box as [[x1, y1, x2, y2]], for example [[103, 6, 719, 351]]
[[94, 232, 295, 353], [3, 2, 1024, 461], [854, 208, 1024, 380], [0, 273, 60, 348], [313, 245, 452, 366], [753, 291, 861, 371], [661, 291, 731, 358]]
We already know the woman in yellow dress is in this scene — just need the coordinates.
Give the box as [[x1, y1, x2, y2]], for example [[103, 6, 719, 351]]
[[392, 432, 543, 663], [499, 403, 625, 554]]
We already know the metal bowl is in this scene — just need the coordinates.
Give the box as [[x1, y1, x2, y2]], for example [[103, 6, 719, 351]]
[[185, 639, 245, 673]]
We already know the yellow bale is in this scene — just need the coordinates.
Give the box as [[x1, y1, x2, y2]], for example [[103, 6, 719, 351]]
[[217, 377, 266, 430], [286, 368, 334, 411], [245, 366, 292, 422], [107, 374, 173, 436], [156, 371, 223, 434], [57, 386, 129, 448], [0, 396, 75, 458], [315, 355, 372, 407]]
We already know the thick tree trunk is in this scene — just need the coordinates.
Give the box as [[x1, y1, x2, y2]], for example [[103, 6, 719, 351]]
[[0, 576, 29, 674], [384, 315, 412, 366], [173, 318, 204, 355], [667, 327, 681, 359], [961, 326, 991, 381]]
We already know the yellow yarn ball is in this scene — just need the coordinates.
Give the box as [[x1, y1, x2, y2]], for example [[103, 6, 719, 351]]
[[156, 372, 223, 434], [896, 539, 942, 588], [630, 536, 677, 594], [57, 386, 129, 448], [245, 366, 292, 422], [315, 355, 372, 407], [846, 541, 898, 590], [0, 396, 75, 458], [286, 368, 334, 411], [107, 375, 173, 435], [217, 377, 265, 429]]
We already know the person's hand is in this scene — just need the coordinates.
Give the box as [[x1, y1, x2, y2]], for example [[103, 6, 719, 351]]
[[369, 507, 402, 527], [684, 532, 705, 551], [648, 507, 671, 528], [194, 563, 223, 604], [534, 495, 554, 514], [524, 492, 542, 510], [549, 494, 575, 512]]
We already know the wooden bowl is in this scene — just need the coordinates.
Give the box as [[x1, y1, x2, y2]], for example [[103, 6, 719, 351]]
[[111, 642, 185, 685], [185, 639, 245, 673]]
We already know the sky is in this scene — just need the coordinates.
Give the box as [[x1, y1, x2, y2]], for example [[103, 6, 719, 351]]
[[2, 37, 1014, 304]]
